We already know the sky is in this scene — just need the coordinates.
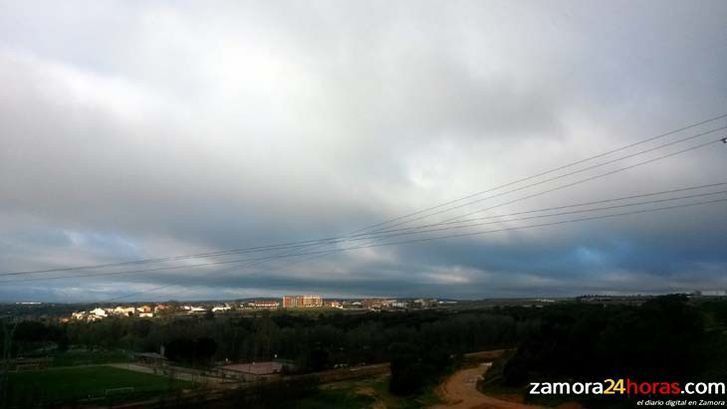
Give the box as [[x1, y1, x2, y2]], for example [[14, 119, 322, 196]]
[[1, 0, 726, 302]]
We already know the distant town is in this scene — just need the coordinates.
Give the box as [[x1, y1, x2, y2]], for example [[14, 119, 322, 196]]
[[60, 295, 460, 322], [2, 290, 726, 408], [4, 289, 723, 323]]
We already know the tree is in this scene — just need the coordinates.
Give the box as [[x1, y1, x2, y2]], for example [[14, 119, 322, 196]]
[[195, 337, 217, 364], [388, 342, 453, 396]]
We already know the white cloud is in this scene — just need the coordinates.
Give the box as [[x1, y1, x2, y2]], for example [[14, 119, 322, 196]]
[[0, 0, 726, 300]]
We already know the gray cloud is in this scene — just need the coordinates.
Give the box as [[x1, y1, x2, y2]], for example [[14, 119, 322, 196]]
[[1, 0, 726, 301]]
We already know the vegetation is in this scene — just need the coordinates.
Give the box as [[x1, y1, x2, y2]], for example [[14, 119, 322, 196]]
[[484, 295, 727, 406], [50, 348, 131, 366], [4, 296, 727, 407], [0, 307, 530, 406], [209, 375, 440, 409], [225, 376, 321, 408], [2, 308, 532, 373], [389, 342, 456, 395], [5, 365, 192, 407], [165, 336, 218, 365], [292, 377, 440, 409], [295, 389, 376, 409]]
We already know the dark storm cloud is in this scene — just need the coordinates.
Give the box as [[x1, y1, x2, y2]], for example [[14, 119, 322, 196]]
[[0, 0, 726, 301]]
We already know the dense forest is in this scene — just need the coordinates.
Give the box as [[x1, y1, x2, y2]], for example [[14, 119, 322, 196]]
[[486, 295, 727, 406], [3, 296, 727, 405], [2, 307, 534, 397]]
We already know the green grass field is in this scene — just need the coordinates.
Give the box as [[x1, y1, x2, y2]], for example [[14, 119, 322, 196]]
[[7, 365, 194, 406]]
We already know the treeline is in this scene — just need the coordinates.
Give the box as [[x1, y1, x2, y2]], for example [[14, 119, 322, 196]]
[[1, 308, 537, 399], [3, 309, 535, 375], [489, 295, 727, 406], [9, 296, 725, 402]]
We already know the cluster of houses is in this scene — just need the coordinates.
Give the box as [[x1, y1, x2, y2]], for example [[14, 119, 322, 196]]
[[69, 304, 165, 321], [338, 298, 453, 310], [280, 296, 454, 311], [71, 304, 170, 321], [68, 301, 278, 321]]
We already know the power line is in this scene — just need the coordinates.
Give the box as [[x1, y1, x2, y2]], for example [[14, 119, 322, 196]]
[[436, 135, 725, 225], [231, 122, 727, 276], [4, 113, 726, 278], [368, 198, 727, 250], [3, 193, 725, 285], [82, 117, 727, 301], [3, 132, 725, 285], [0, 237, 333, 277], [205, 196, 727, 271], [350, 189, 727, 239], [205, 187, 727, 281], [3, 179, 724, 280], [352, 182, 727, 235], [353, 112, 727, 233], [199, 125, 727, 279], [369, 125, 727, 232], [105, 284, 186, 303], [231, 135, 725, 275]]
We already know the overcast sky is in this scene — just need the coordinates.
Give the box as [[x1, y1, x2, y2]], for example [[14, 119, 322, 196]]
[[1, 1, 726, 302]]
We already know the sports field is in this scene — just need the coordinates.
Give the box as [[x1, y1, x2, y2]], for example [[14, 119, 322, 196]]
[[6, 365, 194, 406]]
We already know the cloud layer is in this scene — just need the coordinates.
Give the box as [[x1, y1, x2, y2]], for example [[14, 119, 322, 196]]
[[1, 0, 726, 301]]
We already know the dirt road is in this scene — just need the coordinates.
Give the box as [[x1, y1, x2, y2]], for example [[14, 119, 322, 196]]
[[432, 364, 543, 409]]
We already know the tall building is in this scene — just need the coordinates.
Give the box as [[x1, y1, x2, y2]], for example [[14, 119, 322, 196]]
[[282, 295, 298, 308], [282, 295, 323, 308], [301, 295, 323, 308]]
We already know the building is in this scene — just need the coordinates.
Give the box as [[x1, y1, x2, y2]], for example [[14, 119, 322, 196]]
[[212, 304, 232, 312], [696, 290, 727, 297], [282, 296, 296, 308], [184, 306, 207, 314], [154, 304, 170, 314], [301, 295, 322, 308], [282, 295, 323, 308], [138, 305, 153, 314], [112, 306, 136, 316], [362, 298, 397, 310], [325, 300, 343, 309], [90, 307, 108, 320], [69, 307, 108, 322], [248, 300, 280, 310]]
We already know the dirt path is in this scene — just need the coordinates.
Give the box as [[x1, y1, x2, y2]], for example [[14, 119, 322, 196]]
[[432, 364, 543, 409]]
